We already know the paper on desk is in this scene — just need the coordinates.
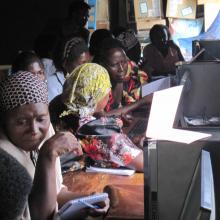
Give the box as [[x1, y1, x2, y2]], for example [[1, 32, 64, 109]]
[[146, 85, 211, 144], [141, 76, 171, 97], [86, 166, 135, 176]]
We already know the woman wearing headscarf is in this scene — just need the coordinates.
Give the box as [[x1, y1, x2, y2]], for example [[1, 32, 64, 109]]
[[0, 71, 108, 220], [50, 63, 143, 171]]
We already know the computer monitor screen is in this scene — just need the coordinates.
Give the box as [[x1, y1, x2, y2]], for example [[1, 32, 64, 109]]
[[176, 62, 220, 125], [192, 40, 220, 61]]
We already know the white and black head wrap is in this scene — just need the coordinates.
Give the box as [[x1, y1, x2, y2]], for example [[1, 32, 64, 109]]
[[116, 29, 139, 51], [0, 71, 48, 113]]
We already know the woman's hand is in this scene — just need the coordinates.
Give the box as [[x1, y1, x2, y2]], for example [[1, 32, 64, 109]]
[[121, 113, 134, 127], [87, 196, 110, 217], [130, 134, 146, 148], [40, 131, 83, 161]]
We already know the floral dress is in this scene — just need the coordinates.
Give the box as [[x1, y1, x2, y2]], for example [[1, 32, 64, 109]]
[[77, 116, 142, 168], [105, 60, 148, 111]]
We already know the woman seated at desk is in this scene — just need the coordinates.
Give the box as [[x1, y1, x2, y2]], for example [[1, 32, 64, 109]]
[[94, 37, 152, 120], [50, 63, 143, 172], [142, 24, 184, 79], [0, 71, 109, 220]]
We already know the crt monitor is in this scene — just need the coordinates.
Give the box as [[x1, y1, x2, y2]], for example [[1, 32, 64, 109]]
[[192, 40, 220, 61], [175, 62, 220, 127]]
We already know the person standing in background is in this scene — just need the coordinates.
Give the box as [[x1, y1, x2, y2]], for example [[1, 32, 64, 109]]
[[61, 0, 91, 44]]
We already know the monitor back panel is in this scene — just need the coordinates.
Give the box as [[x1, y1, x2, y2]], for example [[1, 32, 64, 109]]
[[176, 62, 220, 118]]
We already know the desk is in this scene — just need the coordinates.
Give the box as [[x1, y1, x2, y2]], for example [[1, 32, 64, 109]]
[[63, 171, 143, 194], [63, 171, 144, 220]]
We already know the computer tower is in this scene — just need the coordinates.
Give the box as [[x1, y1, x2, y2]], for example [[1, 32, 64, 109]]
[[145, 139, 217, 220]]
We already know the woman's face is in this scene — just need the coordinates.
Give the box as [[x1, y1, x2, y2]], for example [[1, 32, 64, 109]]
[[73, 8, 89, 27], [104, 48, 128, 83], [153, 27, 169, 51], [28, 61, 46, 81], [4, 103, 50, 151]]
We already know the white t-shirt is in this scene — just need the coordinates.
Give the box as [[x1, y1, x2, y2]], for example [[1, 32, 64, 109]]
[[42, 58, 65, 102]]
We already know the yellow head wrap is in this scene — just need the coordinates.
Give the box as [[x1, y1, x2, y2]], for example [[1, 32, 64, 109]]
[[61, 63, 111, 117]]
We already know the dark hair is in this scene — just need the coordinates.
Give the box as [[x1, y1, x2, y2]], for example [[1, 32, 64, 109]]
[[89, 29, 113, 56], [49, 95, 79, 134], [11, 51, 43, 74], [53, 37, 89, 72], [112, 26, 127, 38], [0, 148, 32, 220], [94, 37, 124, 64], [126, 43, 141, 64], [67, 0, 91, 19], [149, 24, 170, 45], [33, 33, 59, 59]]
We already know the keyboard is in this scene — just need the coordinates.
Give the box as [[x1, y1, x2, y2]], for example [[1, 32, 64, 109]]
[[128, 119, 148, 138]]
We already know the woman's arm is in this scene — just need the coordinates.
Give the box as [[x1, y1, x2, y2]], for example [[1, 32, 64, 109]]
[[127, 152, 144, 172], [29, 150, 57, 220], [104, 94, 153, 117], [29, 132, 82, 220], [57, 187, 89, 208]]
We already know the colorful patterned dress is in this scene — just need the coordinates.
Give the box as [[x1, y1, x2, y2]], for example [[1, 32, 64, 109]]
[[77, 116, 142, 168], [105, 60, 148, 111]]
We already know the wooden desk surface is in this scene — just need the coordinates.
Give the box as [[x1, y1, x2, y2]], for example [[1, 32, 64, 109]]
[[63, 171, 144, 194], [63, 171, 144, 220]]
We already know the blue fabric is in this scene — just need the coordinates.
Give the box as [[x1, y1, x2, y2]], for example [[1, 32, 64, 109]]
[[178, 11, 220, 57]]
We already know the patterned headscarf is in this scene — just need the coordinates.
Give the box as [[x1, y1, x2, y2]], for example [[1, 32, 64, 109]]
[[0, 71, 48, 113], [61, 63, 111, 118], [116, 29, 139, 51]]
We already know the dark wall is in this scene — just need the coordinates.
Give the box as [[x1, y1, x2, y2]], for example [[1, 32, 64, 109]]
[[0, 0, 167, 65], [0, 0, 72, 64]]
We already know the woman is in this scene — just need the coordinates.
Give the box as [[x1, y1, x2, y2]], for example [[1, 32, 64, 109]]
[[95, 37, 151, 116], [50, 63, 143, 171], [47, 36, 91, 102], [11, 50, 46, 81], [54, 37, 91, 76], [0, 71, 108, 220], [142, 24, 184, 78]]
